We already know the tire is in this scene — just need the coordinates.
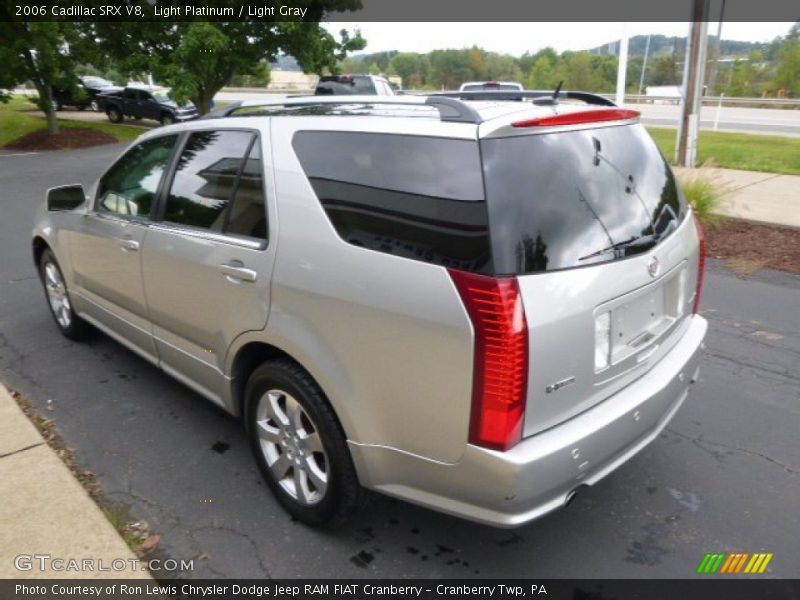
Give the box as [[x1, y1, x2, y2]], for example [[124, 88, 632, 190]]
[[107, 106, 123, 123], [90, 99, 99, 112], [77, 105, 86, 111], [38, 249, 91, 341], [159, 113, 175, 126], [245, 359, 368, 526], [134, 116, 142, 120]]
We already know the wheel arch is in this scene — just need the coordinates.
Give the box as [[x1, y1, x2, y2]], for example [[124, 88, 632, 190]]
[[32, 235, 49, 269]]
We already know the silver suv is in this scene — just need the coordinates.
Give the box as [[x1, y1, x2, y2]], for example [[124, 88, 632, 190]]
[[32, 92, 707, 527]]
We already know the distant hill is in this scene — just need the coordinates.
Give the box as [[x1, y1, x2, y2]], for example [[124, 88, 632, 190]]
[[587, 34, 771, 58]]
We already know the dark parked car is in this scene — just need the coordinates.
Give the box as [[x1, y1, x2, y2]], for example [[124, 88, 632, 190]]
[[98, 87, 198, 126], [52, 76, 122, 112]]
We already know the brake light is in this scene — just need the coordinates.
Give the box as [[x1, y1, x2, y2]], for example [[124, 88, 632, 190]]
[[448, 269, 528, 451], [511, 108, 640, 128], [693, 216, 706, 314]]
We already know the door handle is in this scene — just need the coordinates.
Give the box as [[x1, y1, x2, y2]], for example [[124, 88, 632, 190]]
[[119, 238, 140, 252], [219, 263, 257, 283]]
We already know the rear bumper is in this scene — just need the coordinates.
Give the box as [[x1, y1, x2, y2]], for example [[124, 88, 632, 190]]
[[350, 314, 707, 527]]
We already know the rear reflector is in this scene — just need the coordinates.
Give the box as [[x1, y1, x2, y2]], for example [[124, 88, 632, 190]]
[[693, 215, 706, 314], [448, 269, 528, 451], [511, 108, 640, 128]]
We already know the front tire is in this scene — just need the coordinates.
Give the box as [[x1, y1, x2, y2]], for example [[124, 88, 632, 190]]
[[38, 249, 91, 341], [107, 106, 123, 123], [245, 360, 367, 526], [159, 113, 175, 126]]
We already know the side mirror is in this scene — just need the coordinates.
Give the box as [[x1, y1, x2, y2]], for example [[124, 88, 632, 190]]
[[47, 184, 87, 211]]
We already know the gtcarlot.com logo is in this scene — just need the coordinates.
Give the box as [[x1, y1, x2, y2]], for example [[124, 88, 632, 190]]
[[697, 552, 774, 574]]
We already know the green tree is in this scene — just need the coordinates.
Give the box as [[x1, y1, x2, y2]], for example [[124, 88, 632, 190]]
[[0, 17, 95, 134], [91, 13, 364, 115], [774, 24, 800, 96], [388, 53, 428, 89]]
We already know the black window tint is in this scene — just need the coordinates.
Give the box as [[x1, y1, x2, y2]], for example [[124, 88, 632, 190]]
[[96, 135, 177, 218], [124, 89, 137, 100], [481, 124, 686, 275], [164, 131, 254, 231], [225, 139, 267, 239], [293, 132, 490, 272]]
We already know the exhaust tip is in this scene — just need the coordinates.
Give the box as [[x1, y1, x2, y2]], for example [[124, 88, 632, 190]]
[[565, 490, 578, 507]]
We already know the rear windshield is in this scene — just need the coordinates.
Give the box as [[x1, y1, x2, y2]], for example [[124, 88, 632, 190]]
[[316, 76, 376, 95], [462, 83, 521, 91], [481, 124, 686, 275]]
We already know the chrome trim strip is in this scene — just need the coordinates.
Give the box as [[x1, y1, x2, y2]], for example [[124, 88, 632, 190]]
[[148, 223, 266, 250]]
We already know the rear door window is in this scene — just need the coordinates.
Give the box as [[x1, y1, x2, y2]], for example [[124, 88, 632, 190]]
[[480, 124, 686, 275], [163, 130, 256, 232], [293, 131, 491, 272]]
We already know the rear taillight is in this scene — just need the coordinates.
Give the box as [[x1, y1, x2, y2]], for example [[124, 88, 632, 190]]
[[693, 216, 706, 314], [448, 269, 528, 451], [511, 108, 640, 128]]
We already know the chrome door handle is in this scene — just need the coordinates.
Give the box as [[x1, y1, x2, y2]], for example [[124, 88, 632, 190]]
[[219, 264, 257, 283], [119, 239, 140, 252]]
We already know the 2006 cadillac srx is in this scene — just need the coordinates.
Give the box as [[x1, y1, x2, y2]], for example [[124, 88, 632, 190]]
[[32, 92, 707, 527]]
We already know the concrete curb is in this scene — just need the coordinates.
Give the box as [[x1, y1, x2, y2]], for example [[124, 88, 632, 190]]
[[0, 385, 152, 579]]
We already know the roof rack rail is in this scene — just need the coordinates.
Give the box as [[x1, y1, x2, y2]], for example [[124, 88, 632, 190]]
[[430, 90, 616, 107], [200, 95, 483, 124]]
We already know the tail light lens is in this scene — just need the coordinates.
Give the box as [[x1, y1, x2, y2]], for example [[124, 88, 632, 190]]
[[693, 216, 706, 314], [448, 269, 528, 451], [511, 108, 640, 128]]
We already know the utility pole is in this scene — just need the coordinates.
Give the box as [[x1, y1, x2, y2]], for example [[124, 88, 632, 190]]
[[676, 0, 709, 168], [706, 0, 726, 96], [638, 34, 651, 97], [615, 23, 629, 106]]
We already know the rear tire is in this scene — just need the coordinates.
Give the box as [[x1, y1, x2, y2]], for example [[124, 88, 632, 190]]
[[245, 360, 368, 526], [107, 106, 123, 123], [38, 249, 91, 341]]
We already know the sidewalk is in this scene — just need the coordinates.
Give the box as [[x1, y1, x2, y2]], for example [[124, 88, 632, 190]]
[[674, 166, 800, 228], [0, 385, 151, 579]]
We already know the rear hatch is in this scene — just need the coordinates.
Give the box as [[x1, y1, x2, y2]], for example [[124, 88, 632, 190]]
[[480, 121, 699, 436]]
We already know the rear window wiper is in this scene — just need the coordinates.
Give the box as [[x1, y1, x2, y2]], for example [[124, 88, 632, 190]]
[[579, 233, 659, 261]]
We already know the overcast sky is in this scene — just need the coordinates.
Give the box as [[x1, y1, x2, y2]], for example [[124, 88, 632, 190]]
[[323, 22, 794, 55]]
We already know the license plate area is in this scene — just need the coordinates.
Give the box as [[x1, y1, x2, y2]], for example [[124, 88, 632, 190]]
[[596, 260, 687, 371], [610, 287, 672, 364]]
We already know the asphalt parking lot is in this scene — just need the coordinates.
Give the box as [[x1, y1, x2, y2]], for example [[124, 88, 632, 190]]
[[1, 145, 798, 579]]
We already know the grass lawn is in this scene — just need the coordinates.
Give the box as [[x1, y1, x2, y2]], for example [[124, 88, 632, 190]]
[[0, 95, 141, 147], [647, 127, 800, 176]]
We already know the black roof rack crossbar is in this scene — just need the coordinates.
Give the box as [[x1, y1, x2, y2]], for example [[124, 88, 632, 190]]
[[429, 90, 616, 107], [200, 96, 483, 124]]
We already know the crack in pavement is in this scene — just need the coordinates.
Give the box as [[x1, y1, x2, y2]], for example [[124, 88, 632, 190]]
[[666, 428, 798, 475], [0, 442, 45, 459], [187, 525, 273, 579], [704, 350, 800, 385]]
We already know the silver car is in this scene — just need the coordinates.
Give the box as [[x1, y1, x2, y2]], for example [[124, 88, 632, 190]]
[[32, 93, 707, 527]]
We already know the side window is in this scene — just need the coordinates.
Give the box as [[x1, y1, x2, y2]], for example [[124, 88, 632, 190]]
[[353, 77, 376, 94], [292, 131, 491, 272], [96, 135, 177, 218], [163, 130, 255, 233], [225, 140, 267, 239], [124, 89, 137, 100]]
